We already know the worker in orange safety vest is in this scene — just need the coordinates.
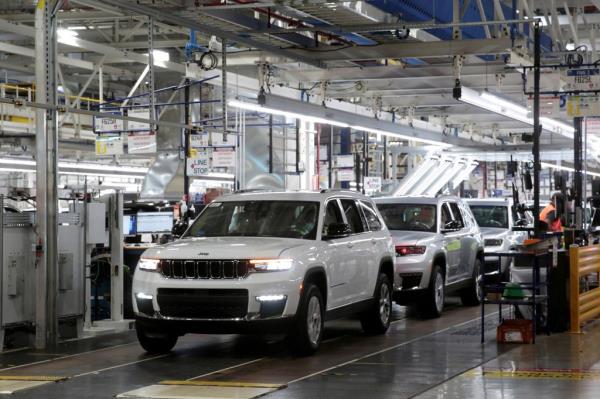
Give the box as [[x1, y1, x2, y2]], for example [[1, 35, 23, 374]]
[[539, 192, 564, 232]]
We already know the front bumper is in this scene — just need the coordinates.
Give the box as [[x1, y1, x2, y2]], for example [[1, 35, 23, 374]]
[[132, 269, 302, 323], [136, 314, 295, 335]]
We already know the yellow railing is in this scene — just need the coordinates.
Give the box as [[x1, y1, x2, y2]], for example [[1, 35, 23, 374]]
[[570, 244, 600, 333], [0, 83, 101, 104]]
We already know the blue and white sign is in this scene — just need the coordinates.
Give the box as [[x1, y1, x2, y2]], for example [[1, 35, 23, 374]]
[[564, 69, 600, 91], [94, 112, 123, 134]]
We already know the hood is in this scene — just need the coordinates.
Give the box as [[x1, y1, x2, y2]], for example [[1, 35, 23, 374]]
[[479, 227, 510, 239], [389, 230, 438, 246], [143, 236, 307, 259]]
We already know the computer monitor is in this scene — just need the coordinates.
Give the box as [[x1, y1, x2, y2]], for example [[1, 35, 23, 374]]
[[136, 211, 174, 233], [123, 214, 136, 236]]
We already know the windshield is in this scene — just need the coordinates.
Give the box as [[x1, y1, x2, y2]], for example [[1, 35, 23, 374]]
[[469, 205, 509, 229], [376, 203, 437, 232], [184, 200, 320, 239]]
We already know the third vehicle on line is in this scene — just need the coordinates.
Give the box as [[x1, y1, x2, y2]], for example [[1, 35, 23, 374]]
[[374, 196, 484, 318]]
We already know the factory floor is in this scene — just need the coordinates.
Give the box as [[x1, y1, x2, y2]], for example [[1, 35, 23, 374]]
[[0, 299, 597, 399]]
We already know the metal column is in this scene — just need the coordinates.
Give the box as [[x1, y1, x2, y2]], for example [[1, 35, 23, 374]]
[[34, 0, 48, 350], [574, 117, 584, 229], [533, 22, 542, 238], [110, 192, 124, 322], [35, 0, 60, 348], [183, 79, 190, 209]]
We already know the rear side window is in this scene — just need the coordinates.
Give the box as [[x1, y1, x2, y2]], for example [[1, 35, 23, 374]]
[[340, 199, 366, 234], [449, 202, 465, 228], [359, 200, 383, 231]]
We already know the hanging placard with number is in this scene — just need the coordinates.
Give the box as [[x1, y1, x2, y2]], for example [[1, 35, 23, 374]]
[[94, 112, 123, 134]]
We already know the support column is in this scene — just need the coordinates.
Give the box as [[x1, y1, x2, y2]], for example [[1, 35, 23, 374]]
[[35, 0, 59, 348], [574, 117, 584, 229], [110, 192, 124, 322], [34, 0, 48, 350], [533, 22, 542, 238]]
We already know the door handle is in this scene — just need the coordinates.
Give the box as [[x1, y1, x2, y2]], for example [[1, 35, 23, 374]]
[[347, 243, 354, 248]]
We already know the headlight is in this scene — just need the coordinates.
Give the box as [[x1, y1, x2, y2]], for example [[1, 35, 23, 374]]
[[138, 258, 160, 271], [484, 239, 503, 247], [250, 259, 293, 272]]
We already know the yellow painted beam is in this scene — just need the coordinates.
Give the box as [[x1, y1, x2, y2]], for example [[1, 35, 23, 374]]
[[0, 376, 66, 382], [159, 380, 285, 389]]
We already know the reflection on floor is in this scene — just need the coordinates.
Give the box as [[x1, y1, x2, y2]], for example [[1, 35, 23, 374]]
[[416, 321, 600, 399]]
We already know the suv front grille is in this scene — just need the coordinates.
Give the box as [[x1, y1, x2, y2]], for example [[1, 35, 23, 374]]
[[157, 288, 248, 319], [159, 259, 249, 279]]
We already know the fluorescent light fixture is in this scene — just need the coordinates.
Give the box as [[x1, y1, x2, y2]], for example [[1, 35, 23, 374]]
[[541, 162, 600, 177], [458, 87, 575, 138], [0, 158, 147, 179], [151, 49, 170, 62], [351, 125, 453, 148], [57, 28, 78, 38], [228, 99, 350, 128]]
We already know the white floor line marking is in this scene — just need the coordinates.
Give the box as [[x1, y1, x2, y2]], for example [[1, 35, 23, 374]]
[[185, 358, 266, 381], [73, 354, 169, 378], [287, 311, 499, 385], [0, 342, 137, 373]]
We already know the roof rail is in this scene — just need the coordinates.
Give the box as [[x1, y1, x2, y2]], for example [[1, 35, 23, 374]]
[[233, 188, 276, 194], [319, 189, 360, 194]]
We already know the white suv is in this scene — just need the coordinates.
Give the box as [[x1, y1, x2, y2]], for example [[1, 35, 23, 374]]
[[133, 190, 395, 354]]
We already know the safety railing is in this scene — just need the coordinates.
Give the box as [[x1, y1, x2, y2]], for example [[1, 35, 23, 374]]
[[570, 244, 600, 333]]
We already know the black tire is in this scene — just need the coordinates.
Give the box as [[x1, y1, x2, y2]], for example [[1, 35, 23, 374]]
[[360, 273, 392, 335], [290, 283, 324, 355], [417, 265, 445, 318], [136, 323, 178, 354], [460, 258, 482, 307]]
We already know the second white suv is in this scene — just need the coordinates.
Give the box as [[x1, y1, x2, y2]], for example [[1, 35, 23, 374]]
[[133, 190, 395, 354]]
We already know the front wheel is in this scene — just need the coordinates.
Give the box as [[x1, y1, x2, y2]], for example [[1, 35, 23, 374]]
[[460, 258, 482, 306], [361, 273, 392, 334], [417, 265, 445, 318], [136, 323, 178, 354], [290, 284, 324, 355]]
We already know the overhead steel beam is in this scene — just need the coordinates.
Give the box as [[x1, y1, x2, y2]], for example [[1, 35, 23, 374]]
[[287, 38, 516, 62], [0, 41, 132, 77], [261, 94, 478, 148], [0, 18, 183, 72], [85, 0, 324, 68], [276, 64, 509, 83]]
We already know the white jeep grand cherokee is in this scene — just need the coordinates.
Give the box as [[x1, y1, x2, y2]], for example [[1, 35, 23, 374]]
[[133, 190, 395, 354]]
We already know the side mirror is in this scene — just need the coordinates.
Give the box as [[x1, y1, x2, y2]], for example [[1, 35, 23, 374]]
[[323, 223, 352, 240]]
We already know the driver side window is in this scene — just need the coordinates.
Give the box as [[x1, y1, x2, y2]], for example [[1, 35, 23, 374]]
[[323, 200, 344, 236]]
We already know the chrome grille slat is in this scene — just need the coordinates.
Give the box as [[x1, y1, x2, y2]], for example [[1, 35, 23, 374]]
[[160, 259, 248, 279]]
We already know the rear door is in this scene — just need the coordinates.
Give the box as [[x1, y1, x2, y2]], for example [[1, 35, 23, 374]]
[[449, 201, 474, 279], [322, 198, 352, 309], [441, 202, 461, 282], [339, 198, 372, 303], [358, 199, 389, 298]]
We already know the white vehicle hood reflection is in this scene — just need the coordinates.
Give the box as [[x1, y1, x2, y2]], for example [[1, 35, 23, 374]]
[[144, 236, 308, 259]]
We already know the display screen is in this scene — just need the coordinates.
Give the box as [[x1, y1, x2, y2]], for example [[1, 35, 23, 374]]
[[123, 214, 136, 235], [136, 212, 173, 233]]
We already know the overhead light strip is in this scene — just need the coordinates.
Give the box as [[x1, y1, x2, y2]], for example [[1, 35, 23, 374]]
[[458, 87, 575, 139], [540, 162, 600, 177], [229, 100, 452, 148]]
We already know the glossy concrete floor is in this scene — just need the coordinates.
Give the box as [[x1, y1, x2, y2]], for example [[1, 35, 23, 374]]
[[0, 299, 596, 398]]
